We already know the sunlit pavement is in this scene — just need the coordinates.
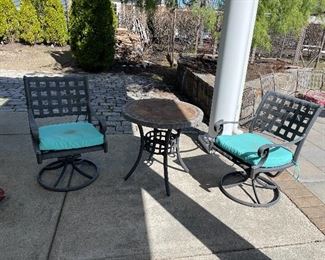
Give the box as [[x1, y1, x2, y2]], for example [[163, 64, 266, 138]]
[[0, 112, 324, 259]]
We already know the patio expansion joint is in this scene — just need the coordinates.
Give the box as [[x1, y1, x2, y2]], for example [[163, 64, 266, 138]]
[[0, 133, 29, 136], [46, 191, 69, 260], [305, 138, 325, 152], [253, 239, 325, 251], [170, 240, 325, 259]]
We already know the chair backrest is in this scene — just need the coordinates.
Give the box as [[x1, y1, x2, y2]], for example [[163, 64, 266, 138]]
[[250, 91, 322, 144], [24, 76, 90, 118]]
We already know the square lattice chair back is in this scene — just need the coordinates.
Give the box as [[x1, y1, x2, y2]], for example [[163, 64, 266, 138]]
[[24, 76, 90, 118], [250, 91, 322, 143]]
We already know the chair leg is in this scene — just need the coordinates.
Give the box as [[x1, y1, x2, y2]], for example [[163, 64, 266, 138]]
[[176, 130, 189, 173], [251, 179, 261, 204], [37, 157, 98, 192], [219, 171, 280, 207]]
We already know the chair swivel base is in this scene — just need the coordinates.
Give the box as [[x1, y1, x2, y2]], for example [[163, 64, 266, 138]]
[[38, 156, 98, 192], [219, 171, 280, 208]]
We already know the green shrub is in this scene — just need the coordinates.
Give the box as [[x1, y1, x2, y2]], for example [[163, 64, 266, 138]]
[[112, 6, 118, 29], [18, 0, 42, 44], [42, 0, 68, 46], [31, 0, 43, 13], [0, 0, 18, 42], [70, 0, 116, 72]]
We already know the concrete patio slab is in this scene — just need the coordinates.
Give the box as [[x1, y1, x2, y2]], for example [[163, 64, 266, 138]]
[[306, 122, 324, 146], [190, 241, 325, 260], [300, 141, 325, 168], [312, 120, 325, 135], [48, 133, 324, 259], [304, 181, 325, 204], [0, 112, 324, 260], [290, 156, 325, 182], [0, 135, 65, 259], [0, 112, 29, 134]]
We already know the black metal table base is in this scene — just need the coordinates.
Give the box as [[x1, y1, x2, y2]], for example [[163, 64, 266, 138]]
[[219, 171, 280, 207], [38, 156, 98, 192], [124, 125, 189, 196]]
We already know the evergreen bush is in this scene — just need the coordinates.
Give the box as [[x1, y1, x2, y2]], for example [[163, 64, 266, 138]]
[[0, 0, 18, 42], [18, 0, 42, 45], [70, 0, 116, 72], [42, 0, 68, 46], [31, 0, 43, 14]]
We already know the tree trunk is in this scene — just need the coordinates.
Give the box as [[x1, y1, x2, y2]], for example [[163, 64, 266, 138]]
[[213, 12, 222, 55], [121, 2, 126, 28], [250, 46, 256, 64], [279, 35, 286, 58], [199, 23, 204, 48], [195, 18, 201, 55], [199, 0, 206, 49], [170, 8, 176, 67], [213, 37, 218, 55], [315, 29, 325, 68], [293, 27, 306, 65], [131, 4, 136, 31], [63, 0, 70, 28]]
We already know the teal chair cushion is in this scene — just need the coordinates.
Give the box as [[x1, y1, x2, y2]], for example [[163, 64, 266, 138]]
[[39, 122, 104, 151], [215, 133, 293, 168]]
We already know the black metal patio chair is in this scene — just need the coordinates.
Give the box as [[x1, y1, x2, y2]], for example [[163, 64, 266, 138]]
[[209, 91, 322, 207], [24, 76, 107, 192]]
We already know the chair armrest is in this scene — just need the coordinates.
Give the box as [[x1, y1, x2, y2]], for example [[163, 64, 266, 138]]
[[257, 135, 305, 157], [27, 109, 39, 142], [88, 106, 107, 135], [214, 117, 256, 135], [255, 135, 306, 168], [214, 120, 239, 135], [239, 116, 256, 126]]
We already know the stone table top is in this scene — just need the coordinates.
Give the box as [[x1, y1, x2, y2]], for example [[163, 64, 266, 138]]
[[122, 99, 204, 129]]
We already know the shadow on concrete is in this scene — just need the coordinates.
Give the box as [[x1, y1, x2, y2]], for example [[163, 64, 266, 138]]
[[111, 62, 178, 87], [49, 50, 78, 72], [182, 153, 232, 192], [40, 91, 268, 258], [2, 74, 318, 259], [41, 132, 272, 259], [114, 135, 270, 259]]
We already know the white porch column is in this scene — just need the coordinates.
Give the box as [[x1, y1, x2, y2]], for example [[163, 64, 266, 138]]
[[208, 0, 259, 136]]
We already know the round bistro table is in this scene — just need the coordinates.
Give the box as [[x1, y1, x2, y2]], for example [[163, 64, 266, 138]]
[[122, 99, 203, 196]]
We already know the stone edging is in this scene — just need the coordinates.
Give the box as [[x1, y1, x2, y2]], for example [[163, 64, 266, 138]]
[[275, 171, 325, 235]]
